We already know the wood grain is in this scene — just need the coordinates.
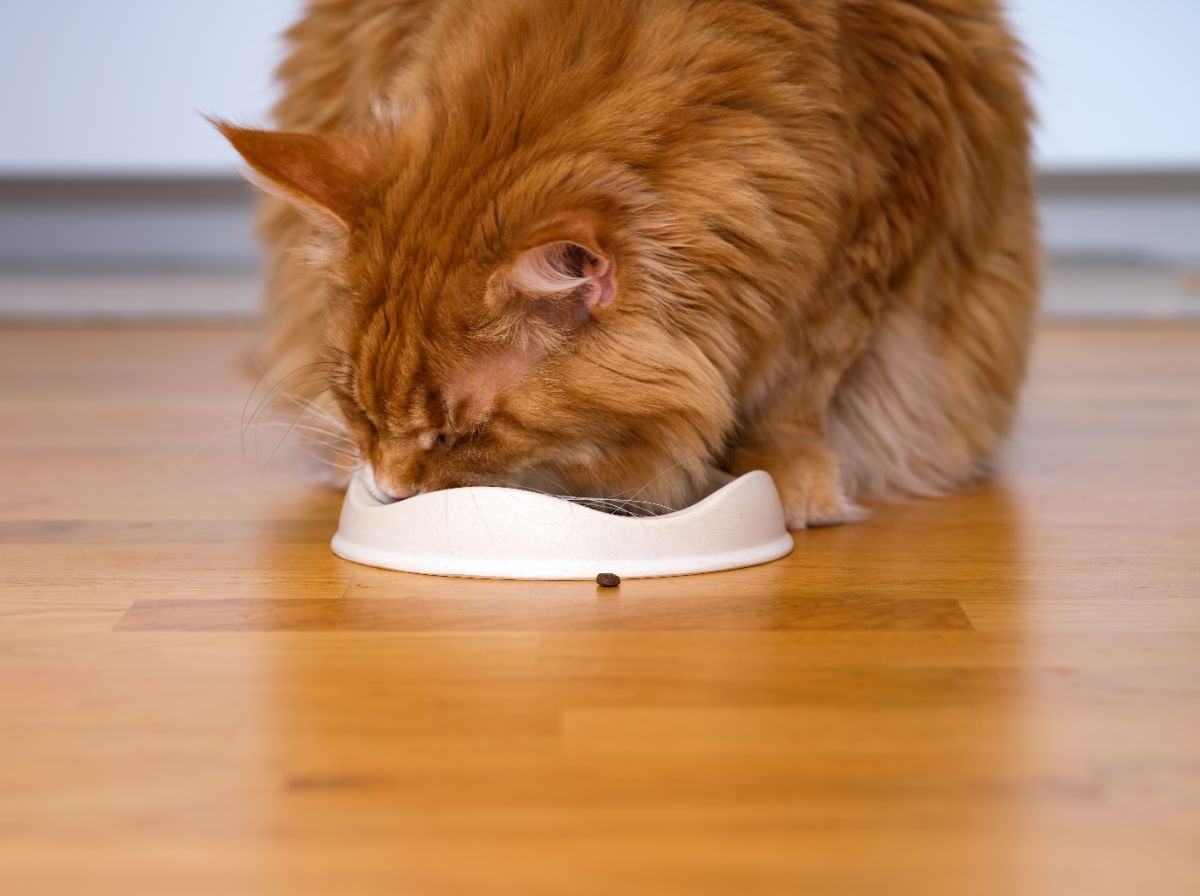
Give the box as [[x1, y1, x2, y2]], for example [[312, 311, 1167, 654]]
[[1, 322, 1198, 895], [115, 595, 973, 631]]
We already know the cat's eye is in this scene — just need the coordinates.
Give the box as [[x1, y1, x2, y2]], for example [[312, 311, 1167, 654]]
[[420, 431, 448, 451], [352, 405, 379, 438], [328, 381, 378, 436]]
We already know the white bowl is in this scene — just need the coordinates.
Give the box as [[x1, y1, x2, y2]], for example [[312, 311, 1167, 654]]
[[331, 470, 793, 580]]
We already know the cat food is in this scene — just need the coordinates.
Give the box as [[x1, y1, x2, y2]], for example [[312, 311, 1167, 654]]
[[595, 572, 621, 588]]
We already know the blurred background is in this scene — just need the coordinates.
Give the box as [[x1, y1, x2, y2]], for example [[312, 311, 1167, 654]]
[[1, 0, 1198, 319]]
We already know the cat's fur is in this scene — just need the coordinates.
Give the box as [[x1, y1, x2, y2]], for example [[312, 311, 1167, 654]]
[[220, 0, 1038, 528]]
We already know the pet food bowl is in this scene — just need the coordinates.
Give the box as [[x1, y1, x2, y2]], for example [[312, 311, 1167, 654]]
[[331, 470, 794, 580]]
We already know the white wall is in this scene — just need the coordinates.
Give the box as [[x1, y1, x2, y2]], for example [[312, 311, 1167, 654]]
[[0, 1, 300, 176], [1, 1, 1198, 175], [1009, 1, 1200, 170]]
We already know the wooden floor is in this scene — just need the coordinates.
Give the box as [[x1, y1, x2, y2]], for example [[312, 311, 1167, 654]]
[[1, 322, 1198, 895]]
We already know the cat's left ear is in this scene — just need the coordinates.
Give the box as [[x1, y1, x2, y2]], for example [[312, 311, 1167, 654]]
[[503, 217, 617, 314], [211, 119, 380, 228]]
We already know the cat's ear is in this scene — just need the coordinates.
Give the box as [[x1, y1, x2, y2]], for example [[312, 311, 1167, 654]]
[[504, 216, 617, 314], [212, 119, 380, 228], [508, 241, 616, 312]]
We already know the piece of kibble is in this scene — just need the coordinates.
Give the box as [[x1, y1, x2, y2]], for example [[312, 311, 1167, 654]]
[[596, 573, 621, 588]]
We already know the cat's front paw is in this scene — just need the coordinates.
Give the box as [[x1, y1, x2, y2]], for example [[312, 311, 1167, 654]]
[[733, 443, 866, 531], [776, 469, 867, 531]]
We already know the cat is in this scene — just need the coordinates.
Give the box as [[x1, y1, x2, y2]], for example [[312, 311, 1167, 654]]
[[218, 0, 1038, 529]]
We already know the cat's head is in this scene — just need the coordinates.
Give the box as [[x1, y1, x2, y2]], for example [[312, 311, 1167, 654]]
[[217, 119, 736, 509]]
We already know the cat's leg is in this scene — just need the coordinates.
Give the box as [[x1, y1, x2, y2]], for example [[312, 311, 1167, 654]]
[[746, 224, 1036, 530], [829, 234, 1038, 504], [725, 244, 893, 530], [728, 307, 877, 530]]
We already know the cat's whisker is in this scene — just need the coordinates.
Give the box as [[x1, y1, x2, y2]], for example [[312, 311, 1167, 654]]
[[294, 443, 361, 472], [291, 401, 348, 433], [253, 428, 356, 462], [243, 370, 335, 435], [245, 395, 324, 460], [240, 359, 339, 433], [243, 358, 336, 398], [246, 421, 356, 450], [256, 389, 354, 475], [172, 425, 256, 478], [505, 469, 681, 517], [503, 482, 677, 517], [243, 375, 337, 459], [262, 406, 352, 456], [615, 454, 713, 505], [173, 416, 361, 484], [251, 405, 349, 441]]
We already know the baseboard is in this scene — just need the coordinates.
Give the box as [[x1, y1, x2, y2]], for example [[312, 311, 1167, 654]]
[[0, 177, 258, 273], [2, 172, 1199, 318], [1036, 170, 1200, 267], [0, 271, 262, 321]]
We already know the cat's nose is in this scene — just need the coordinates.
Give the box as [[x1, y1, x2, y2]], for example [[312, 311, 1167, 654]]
[[375, 477, 418, 503], [389, 484, 418, 501], [362, 464, 418, 504]]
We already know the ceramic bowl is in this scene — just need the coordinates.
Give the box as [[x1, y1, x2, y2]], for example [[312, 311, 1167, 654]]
[[331, 470, 793, 580]]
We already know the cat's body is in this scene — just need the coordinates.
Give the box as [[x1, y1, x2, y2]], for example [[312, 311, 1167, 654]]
[[225, 0, 1037, 528]]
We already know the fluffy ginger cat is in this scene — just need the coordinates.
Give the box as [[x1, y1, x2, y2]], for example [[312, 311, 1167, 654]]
[[218, 0, 1037, 528]]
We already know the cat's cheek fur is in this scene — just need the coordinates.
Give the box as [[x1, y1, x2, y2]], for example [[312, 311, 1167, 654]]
[[444, 349, 539, 428]]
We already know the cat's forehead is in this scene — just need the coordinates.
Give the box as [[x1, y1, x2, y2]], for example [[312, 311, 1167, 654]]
[[352, 312, 538, 436], [350, 312, 459, 405]]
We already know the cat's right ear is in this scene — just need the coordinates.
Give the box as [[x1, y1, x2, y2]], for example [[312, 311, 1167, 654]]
[[500, 213, 618, 317], [211, 119, 380, 229]]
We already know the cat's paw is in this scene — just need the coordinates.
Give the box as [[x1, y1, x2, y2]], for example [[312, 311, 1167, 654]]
[[733, 443, 866, 531], [776, 470, 867, 531]]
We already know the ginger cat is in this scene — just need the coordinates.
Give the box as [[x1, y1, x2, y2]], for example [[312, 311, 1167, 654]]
[[219, 0, 1038, 528]]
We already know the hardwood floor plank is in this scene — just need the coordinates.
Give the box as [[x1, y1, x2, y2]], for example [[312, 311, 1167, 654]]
[[116, 594, 973, 632]]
